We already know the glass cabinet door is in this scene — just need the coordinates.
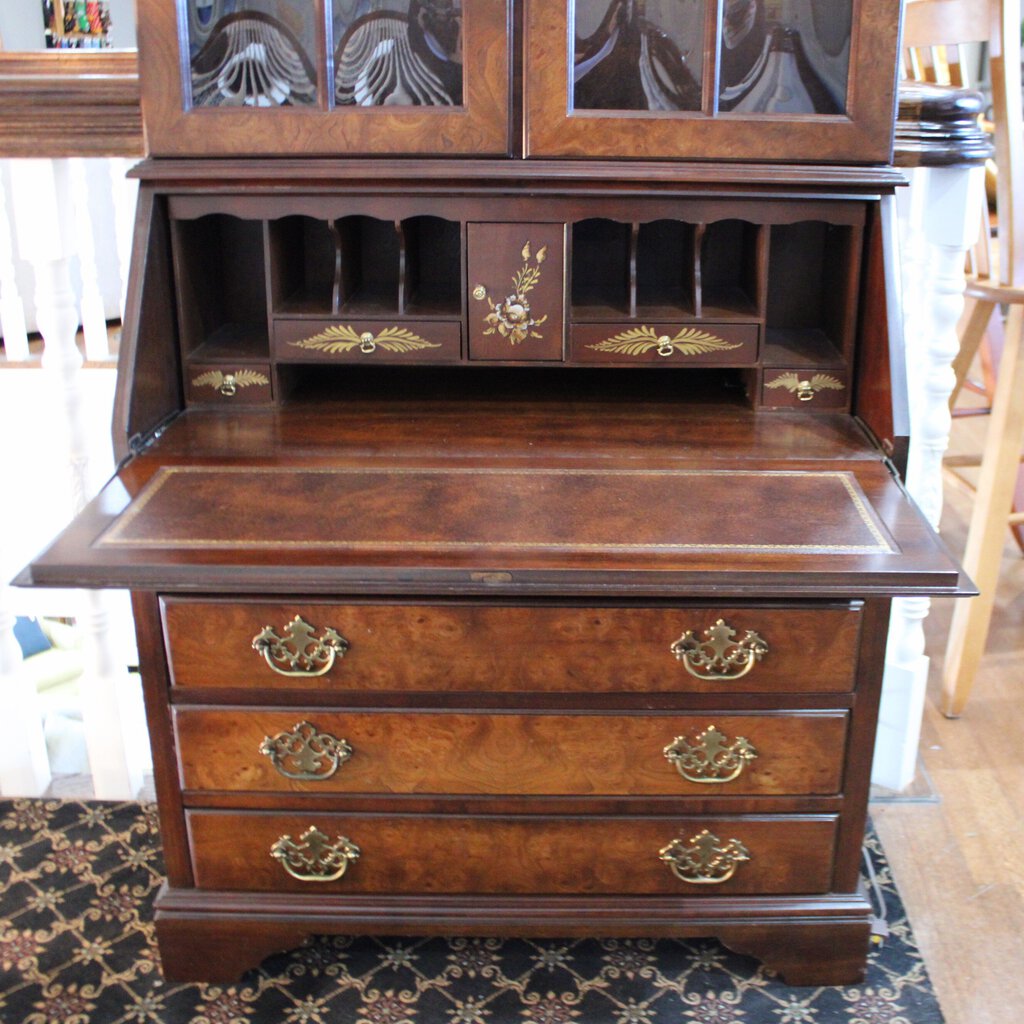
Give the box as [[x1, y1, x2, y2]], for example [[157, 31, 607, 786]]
[[139, 0, 510, 156], [527, 0, 900, 163]]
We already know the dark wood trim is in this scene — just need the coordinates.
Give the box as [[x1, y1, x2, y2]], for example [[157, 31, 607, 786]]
[[128, 157, 907, 191], [0, 51, 142, 158]]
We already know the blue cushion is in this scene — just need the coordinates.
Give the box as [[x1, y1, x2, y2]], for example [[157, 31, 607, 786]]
[[13, 617, 52, 659]]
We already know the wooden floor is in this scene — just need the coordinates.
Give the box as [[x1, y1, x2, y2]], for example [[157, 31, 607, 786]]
[[873, 407, 1024, 1024]]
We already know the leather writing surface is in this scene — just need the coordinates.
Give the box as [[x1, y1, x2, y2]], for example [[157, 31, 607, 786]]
[[99, 465, 896, 558]]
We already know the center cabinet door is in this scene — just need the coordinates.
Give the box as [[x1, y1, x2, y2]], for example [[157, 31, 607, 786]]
[[138, 0, 510, 157], [524, 0, 901, 164]]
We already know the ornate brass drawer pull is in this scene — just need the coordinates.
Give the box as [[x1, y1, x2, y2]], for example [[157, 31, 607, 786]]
[[663, 725, 758, 784], [259, 720, 353, 780], [251, 615, 350, 677], [670, 619, 768, 681], [270, 826, 360, 883], [659, 829, 750, 885]]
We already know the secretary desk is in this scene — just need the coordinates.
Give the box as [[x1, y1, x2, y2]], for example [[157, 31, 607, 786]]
[[20, 0, 968, 985]]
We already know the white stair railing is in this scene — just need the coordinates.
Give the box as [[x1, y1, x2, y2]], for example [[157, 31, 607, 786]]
[[0, 155, 146, 799]]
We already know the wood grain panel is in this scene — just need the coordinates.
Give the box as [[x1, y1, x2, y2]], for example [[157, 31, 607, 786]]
[[174, 709, 849, 796], [162, 601, 864, 694], [186, 811, 838, 895]]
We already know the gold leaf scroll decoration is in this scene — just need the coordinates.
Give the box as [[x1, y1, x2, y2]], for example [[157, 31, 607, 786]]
[[288, 325, 441, 355], [191, 369, 269, 390], [587, 326, 743, 358], [765, 372, 845, 394]]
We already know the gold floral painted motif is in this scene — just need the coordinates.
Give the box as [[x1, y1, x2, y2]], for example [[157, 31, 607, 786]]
[[191, 369, 269, 397], [288, 325, 441, 355], [587, 326, 743, 358], [473, 241, 549, 345], [765, 372, 845, 402]]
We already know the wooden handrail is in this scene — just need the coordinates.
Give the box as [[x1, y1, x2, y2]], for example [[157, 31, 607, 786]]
[[0, 51, 142, 158]]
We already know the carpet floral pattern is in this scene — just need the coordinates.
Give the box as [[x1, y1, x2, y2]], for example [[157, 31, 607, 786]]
[[0, 800, 943, 1023]]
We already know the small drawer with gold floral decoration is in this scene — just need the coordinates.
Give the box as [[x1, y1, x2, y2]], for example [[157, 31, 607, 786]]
[[570, 322, 759, 365], [273, 319, 462, 364], [185, 363, 273, 406], [185, 810, 839, 896], [761, 369, 850, 410]]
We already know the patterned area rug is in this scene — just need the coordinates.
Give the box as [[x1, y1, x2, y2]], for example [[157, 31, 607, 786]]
[[0, 800, 944, 1023]]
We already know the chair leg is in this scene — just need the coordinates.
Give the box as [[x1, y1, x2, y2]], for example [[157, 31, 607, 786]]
[[942, 303, 1024, 717], [949, 298, 995, 409]]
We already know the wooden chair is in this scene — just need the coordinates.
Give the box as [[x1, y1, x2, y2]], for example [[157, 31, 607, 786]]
[[904, 0, 1024, 716]]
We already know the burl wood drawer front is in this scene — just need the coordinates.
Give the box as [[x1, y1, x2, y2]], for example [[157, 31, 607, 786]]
[[175, 710, 848, 797], [162, 601, 863, 694], [186, 811, 838, 895], [185, 365, 273, 406], [273, 319, 462, 364], [570, 323, 759, 365]]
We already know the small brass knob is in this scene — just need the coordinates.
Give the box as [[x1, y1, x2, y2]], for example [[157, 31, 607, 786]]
[[472, 284, 487, 301], [656, 335, 674, 357], [359, 331, 377, 354], [218, 374, 238, 397]]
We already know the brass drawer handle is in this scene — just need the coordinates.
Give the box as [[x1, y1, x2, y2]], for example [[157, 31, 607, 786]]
[[663, 725, 758, 784], [259, 720, 353, 781], [270, 826, 360, 883], [252, 615, 350, 677], [670, 619, 768, 681], [659, 829, 750, 885]]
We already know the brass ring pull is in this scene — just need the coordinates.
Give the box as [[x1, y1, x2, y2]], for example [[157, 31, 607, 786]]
[[670, 619, 768, 681], [218, 374, 238, 397], [259, 721, 353, 781], [251, 615, 350, 677], [659, 829, 750, 885], [271, 826, 360, 883], [663, 725, 758, 784]]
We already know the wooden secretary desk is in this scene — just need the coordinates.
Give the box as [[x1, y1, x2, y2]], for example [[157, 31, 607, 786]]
[[20, 0, 968, 986]]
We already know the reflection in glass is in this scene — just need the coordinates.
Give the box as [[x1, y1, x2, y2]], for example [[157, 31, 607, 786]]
[[186, 0, 318, 108], [573, 0, 703, 112], [333, 1, 463, 107], [718, 0, 850, 114]]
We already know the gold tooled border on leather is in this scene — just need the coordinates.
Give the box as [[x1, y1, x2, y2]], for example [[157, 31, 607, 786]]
[[98, 466, 897, 555]]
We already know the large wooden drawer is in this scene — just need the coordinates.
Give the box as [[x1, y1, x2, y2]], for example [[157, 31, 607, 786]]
[[162, 600, 864, 694], [186, 811, 838, 895], [175, 709, 849, 797]]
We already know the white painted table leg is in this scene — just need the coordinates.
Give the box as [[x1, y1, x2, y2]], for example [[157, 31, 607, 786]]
[[875, 163, 985, 789]]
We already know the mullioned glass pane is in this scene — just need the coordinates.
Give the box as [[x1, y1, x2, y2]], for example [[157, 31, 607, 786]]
[[333, 0, 464, 107], [719, 0, 850, 114], [573, 0, 704, 112], [185, 0, 319, 108]]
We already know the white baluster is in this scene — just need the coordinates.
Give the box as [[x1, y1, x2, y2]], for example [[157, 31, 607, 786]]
[[875, 162, 986, 791], [71, 159, 113, 362], [0, 162, 30, 362], [10, 157, 136, 798], [109, 158, 139, 324], [0, 587, 51, 796]]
